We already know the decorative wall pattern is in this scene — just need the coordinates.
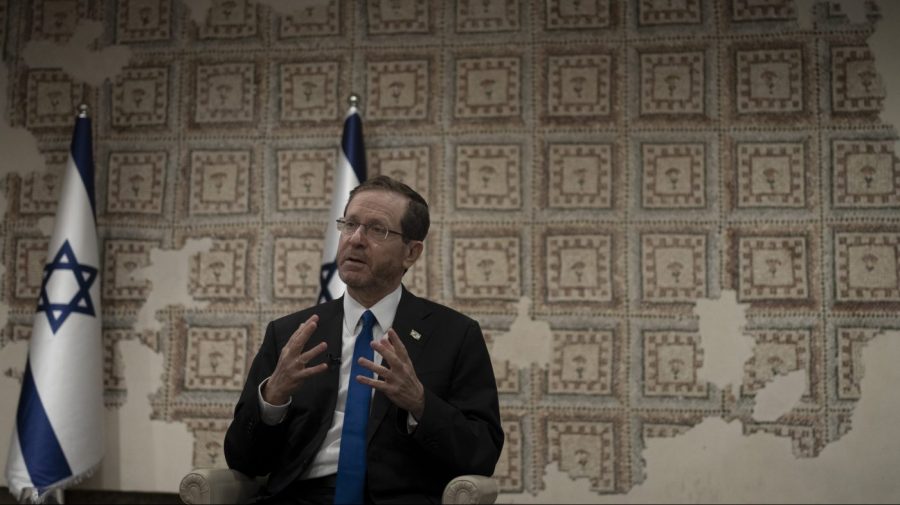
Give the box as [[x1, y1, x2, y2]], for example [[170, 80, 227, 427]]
[[1, 0, 899, 498]]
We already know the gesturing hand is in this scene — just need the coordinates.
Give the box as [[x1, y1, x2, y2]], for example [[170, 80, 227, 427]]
[[357, 329, 425, 419], [263, 315, 329, 405]]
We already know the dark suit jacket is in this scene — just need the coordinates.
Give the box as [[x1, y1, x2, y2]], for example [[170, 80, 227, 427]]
[[224, 287, 504, 504]]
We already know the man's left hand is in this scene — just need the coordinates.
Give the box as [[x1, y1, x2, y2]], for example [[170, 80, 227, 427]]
[[357, 328, 425, 419]]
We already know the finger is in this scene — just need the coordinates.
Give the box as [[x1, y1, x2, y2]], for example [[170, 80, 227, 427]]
[[299, 341, 328, 364], [356, 375, 384, 390], [357, 357, 390, 378], [301, 362, 329, 377], [386, 329, 411, 360], [286, 315, 319, 352], [371, 339, 399, 367]]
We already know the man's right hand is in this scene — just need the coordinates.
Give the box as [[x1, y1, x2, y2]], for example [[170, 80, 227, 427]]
[[263, 315, 329, 405]]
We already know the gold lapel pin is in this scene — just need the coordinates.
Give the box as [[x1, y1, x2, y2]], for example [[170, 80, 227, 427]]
[[410, 329, 422, 341]]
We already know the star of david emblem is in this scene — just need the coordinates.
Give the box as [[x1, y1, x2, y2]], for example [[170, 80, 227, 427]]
[[318, 261, 339, 303], [36, 240, 98, 334]]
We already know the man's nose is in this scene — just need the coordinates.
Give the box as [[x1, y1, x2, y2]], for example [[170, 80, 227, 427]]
[[347, 224, 368, 244]]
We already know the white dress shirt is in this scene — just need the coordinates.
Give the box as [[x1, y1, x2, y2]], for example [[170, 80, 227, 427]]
[[256, 286, 402, 479]]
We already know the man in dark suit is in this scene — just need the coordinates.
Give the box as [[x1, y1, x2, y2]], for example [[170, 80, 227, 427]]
[[224, 176, 504, 504]]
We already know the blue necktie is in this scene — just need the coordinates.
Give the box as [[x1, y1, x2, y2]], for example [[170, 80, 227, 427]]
[[334, 310, 376, 504]]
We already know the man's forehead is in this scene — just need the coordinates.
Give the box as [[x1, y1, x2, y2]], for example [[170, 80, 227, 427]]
[[346, 189, 408, 217]]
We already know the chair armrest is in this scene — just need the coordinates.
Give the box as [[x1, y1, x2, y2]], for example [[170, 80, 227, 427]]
[[179, 468, 264, 505], [442, 474, 499, 504]]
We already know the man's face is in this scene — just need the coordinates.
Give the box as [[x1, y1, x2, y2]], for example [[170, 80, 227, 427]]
[[337, 189, 422, 304]]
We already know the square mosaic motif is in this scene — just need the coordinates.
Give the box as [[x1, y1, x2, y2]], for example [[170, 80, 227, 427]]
[[455, 56, 521, 119], [545, 0, 611, 29], [738, 235, 809, 301], [111, 66, 169, 128], [640, 51, 705, 115], [643, 330, 707, 397], [641, 143, 706, 209], [276, 148, 335, 211], [735, 48, 803, 114], [545, 233, 612, 303], [836, 327, 880, 400], [546, 143, 612, 209], [483, 331, 519, 394], [197, 0, 258, 39], [494, 416, 523, 491], [102, 239, 155, 303], [547, 419, 617, 492], [452, 236, 521, 300], [456, 0, 519, 32], [548, 331, 614, 395], [184, 326, 248, 390], [369, 146, 431, 202], [638, 0, 701, 26], [731, 0, 796, 21], [831, 46, 884, 114], [831, 140, 900, 208], [278, 0, 341, 38], [279, 61, 340, 122], [187, 419, 230, 468], [456, 144, 521, 209], [641, 233, 707, 302], [106, 151, 167, 215], [194, 62, 256, 124], [103, 331, 128, 401], [834, 231, 900, 302], [189, 150, 251, 215], [367, 59, 429, 121], [29, 0, 88, 41], [189, 239, 249, 299], [736, 142, 806, 208], [367, 0, 429, 34], [26, 69, 83, 129], [741, 329, 812, 397], [273, 237, 321, 300], [19, 151, 66, 216], [547, 54, 611, 117], [116, 0, 171, 43], [13, 237, 49, 302]]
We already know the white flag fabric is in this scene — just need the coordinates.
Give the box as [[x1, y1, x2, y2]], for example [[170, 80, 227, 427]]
[[6, 108, 104, 502], [318, 103, 367, 303]]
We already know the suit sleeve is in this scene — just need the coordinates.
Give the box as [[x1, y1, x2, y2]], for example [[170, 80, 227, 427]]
[[409, 320, 504, 476], [223, 320, 288, 476]]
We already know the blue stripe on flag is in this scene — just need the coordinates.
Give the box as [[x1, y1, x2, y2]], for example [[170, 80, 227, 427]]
[[70, 116, 96, 218], [341, 112, 366, 183], [16, 360, 73, 491]]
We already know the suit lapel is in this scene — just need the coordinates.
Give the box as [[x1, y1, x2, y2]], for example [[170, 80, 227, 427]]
[[367, 287, 431, 443]]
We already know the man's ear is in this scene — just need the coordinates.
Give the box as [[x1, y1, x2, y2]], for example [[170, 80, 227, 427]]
[[402, 241, 424, 270]]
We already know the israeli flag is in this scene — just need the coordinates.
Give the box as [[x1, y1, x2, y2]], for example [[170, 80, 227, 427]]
[[6, 106, 104, 502], [318, 95, 367, 304]]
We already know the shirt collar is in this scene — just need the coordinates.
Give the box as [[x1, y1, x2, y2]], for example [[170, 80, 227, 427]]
[[343, 285, 403, 334]]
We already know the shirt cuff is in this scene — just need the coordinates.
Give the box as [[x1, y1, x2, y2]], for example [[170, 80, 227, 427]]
[[406, 411, 419, 434], [258, 377, 290, 426]]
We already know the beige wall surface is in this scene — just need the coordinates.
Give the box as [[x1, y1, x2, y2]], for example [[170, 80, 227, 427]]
[[1, 0, 899, 502]]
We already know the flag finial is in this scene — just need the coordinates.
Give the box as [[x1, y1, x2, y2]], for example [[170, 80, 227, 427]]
[[348, 94, 360, 108], [77, 104, 89, 118]]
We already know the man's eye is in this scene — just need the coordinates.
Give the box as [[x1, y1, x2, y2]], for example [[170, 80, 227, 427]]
[[344, 221, 358, 229], [370, 224, 387, 235]]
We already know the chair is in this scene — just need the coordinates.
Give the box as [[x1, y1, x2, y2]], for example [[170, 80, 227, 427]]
[[179, 468, 498, 504]]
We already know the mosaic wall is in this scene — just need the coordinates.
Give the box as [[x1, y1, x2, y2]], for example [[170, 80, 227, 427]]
[[2, 0, 900, 497]]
